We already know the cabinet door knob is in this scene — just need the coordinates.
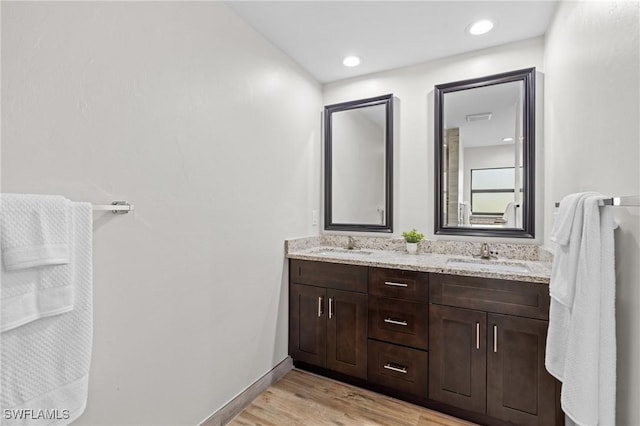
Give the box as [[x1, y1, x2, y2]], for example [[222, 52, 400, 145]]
[[383, 363, 408, 374], [384, 318, 408, 326], [384, 281, 408, 288], [317, 296, 323, 317], [476, 322, 480, 350]]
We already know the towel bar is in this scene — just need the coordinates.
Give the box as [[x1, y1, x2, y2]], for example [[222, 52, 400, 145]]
[[554, 195, 639, 208], [92, 201, 133, 214]]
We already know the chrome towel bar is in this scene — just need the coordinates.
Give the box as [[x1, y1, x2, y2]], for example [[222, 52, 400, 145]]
[[92, 201, 133, 214], [554, 195, 639, 208]]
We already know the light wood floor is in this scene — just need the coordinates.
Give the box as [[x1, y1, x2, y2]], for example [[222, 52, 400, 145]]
[[228, 369, 477, 426]]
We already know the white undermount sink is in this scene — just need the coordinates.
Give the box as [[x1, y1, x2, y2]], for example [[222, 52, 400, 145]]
[[446, 258, 530, 274], [312, 247, 374, 256]]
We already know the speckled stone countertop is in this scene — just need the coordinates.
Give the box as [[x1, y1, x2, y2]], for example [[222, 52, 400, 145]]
[[285, 236, 552, 284]]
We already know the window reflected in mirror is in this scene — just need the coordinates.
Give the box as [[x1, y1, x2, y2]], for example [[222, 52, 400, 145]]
[[470, 167, 523, 223]]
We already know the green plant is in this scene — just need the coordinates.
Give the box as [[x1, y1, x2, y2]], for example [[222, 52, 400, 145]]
[[402, 228, 424, 243]]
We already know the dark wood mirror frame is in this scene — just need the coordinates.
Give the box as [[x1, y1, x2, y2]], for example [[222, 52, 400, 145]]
[[434, 68, 535, 238], [324, 94, 393, 232]]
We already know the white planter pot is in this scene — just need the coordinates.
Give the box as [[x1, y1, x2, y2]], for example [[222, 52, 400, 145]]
[[406, 242, 418, 254]]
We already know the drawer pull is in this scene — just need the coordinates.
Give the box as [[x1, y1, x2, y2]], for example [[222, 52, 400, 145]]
[[476, 322, 480, 350], [317, 296, 323, 317], [383, 363, 408, 374], [493, 324, 498, 353], [384, 318, 408, 326], [384, 281, 408, 288]]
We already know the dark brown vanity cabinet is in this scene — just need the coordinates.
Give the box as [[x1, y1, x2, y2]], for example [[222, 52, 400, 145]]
[[429, 274, 559, 426], [289, 260, 368, 379], [367, 268, 429, 398], [289, 260, 561, 426]]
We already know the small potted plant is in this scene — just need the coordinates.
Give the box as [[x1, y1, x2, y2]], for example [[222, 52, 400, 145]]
[[402, 228, 424, 254]]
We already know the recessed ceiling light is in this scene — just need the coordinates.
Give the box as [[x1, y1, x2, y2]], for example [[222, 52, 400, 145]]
[[468, 20, 494, 35], [343, 56, 361, 67], [503, 137, 514, 142]]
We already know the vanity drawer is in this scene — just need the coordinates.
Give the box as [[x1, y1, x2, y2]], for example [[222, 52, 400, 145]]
[[290, 259, 368, 293], [369, 268, 429, 301], [430, 273, 550, 320], [368, 339, 428, 398], [369, 296, 428, 350]]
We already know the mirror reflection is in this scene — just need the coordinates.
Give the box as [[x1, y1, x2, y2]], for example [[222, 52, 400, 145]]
[[332, 104, 386, 224], [442, 81, 524, 228], [435, 68, 535, 238], [325, 94, 393, 232]]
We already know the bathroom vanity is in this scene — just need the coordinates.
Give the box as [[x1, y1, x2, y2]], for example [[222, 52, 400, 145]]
[[287, 239, 561, 426]]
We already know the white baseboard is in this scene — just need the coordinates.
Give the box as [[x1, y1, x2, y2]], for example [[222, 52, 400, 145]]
[[199, 356, 293, 426]]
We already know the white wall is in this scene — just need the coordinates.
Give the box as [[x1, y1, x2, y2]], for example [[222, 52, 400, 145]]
[[1, 2, 321, 425], [543, 1, 640, 424], [323, 37, 545, 242]]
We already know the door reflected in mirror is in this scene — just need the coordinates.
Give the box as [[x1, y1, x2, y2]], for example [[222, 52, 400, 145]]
[[325, 94, 393, 232], [435, 68, 535, 238]]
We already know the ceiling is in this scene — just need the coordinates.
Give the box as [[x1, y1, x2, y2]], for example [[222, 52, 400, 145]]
[[227, 1, 558, 84]]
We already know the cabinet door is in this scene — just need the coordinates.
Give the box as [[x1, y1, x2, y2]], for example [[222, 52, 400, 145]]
[[289, 283, 326, 367], [326, 289, 368, 379], [429, 304, 487, 414], [487, 314, 557, 426]]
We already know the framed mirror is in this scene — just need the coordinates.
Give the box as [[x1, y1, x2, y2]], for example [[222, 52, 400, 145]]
[[324, 94, 393, 232], [434, 68, 535, 238]]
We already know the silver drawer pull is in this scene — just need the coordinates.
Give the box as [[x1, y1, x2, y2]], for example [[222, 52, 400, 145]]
[[476, 322, 480, 350], [318, 296, 323, 318], [494, 324, 498, 353], [384, 318, 408, 326], [384, 281, 408, 287], [384, 363, 408, 374]]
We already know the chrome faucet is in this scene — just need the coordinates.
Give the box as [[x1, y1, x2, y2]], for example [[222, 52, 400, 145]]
[[347, 236, 356, 250], [479, 243, 491, 259]]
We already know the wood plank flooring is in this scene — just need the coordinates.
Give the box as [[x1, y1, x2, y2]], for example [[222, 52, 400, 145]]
[[228, 369, 477, 426]]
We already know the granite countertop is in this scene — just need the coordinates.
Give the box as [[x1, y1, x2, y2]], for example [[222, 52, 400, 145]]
[[285, 238, 552, 284]]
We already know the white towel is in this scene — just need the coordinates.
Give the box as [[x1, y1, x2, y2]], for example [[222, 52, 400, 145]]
[[546, 193, 590, 383], [502, 202, 516, 227], [0, 266, 75, 333], [1, 195, 76, 332], [546, 193, 616, 426], [1, 194, 71, 270], [0, 202, 93, 425], [548, 192, 595, 307]]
